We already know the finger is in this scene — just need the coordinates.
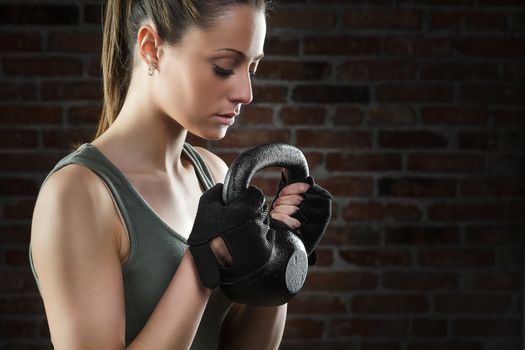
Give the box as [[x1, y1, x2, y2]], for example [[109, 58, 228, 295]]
[[273, 194, 303, 207], [270, 212, 301, 230], [271, 204, 299, 217], [279, 182, 311, 196]]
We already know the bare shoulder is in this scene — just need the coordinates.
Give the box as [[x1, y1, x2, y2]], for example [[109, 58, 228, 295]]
[[31, 163, 120, 253], [192, 146, 229, 184]]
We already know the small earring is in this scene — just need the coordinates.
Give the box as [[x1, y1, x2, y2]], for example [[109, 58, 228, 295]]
[[148, 64, 156, 76]]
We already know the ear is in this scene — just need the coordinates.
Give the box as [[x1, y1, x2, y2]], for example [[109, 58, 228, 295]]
[[137, 24, 161, 68]]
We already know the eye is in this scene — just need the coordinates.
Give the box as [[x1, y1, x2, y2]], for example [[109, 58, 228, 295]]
[[213, 65, 234, 77]]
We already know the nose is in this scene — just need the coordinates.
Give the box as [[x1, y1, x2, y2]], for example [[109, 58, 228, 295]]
[[229, 70, 253, 105]]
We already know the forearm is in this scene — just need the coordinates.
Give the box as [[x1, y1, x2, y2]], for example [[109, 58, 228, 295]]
[[219, 303, 287, 350], [127, 249, 212, 350]]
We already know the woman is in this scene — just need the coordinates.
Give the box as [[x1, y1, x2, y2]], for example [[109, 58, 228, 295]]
[[29, 1, 331, 349]]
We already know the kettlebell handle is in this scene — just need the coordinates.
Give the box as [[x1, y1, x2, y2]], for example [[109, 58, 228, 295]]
[[222, 144, 310, 205]]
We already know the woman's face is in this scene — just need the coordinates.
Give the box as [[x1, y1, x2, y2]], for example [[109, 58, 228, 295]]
[[154, 5, 266, 140]]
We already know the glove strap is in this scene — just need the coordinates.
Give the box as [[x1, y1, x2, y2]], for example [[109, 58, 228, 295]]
[[189, 243, 221, 289]]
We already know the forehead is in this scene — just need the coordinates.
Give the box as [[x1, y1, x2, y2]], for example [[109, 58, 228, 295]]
[[180, 5, 266, 60]]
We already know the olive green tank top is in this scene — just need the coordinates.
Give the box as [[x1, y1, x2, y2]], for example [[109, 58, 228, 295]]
[[29, 142, 233, 348]]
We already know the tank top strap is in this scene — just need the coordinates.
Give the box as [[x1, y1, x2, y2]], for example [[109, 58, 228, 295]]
[[182, 143, 216, 190]]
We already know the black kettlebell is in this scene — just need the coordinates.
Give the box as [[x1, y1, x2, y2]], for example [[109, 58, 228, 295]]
[[219, 143, 310, 306]]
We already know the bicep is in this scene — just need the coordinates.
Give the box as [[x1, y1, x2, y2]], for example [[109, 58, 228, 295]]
[[30, 166, 126, 349]]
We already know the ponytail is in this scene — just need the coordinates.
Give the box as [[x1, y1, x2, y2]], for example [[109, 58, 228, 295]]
[[95, 0, 132, 140]]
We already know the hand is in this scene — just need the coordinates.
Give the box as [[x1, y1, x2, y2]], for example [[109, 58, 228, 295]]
[[188, 183, 275, 289], [270, 172, 333, 265]]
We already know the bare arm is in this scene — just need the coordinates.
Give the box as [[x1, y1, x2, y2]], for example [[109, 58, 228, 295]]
[[30, 165, 212, 350], [219, 303, 287, 350]]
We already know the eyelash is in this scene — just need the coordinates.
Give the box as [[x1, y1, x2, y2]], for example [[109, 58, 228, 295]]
[[213, 65, 257, 78]]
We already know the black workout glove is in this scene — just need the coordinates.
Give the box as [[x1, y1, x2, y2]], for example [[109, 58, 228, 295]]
[[188, 183, 275, 290], [271, 172, 333, 266]]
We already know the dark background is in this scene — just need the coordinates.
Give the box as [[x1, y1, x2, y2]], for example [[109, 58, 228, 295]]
[[0, 0, 524, 349]]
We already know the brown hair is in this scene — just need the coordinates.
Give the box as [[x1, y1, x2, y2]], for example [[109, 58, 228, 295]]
[[73, 0, 272, 150]]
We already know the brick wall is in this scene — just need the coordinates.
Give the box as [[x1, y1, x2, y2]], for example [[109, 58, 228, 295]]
[[0, 0, 524, 349]]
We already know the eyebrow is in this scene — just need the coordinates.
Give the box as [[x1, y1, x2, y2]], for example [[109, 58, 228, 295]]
[[214, 48, 265, 60]]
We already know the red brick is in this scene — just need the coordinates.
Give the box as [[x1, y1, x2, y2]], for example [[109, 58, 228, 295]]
[[461, 177, 524, 197], [269, 9, 335, 29], [3, 57, 83, 77], [421, 106, 490, 125], [0, 105, 62, 125], [459, 84, 525, 104], [41, 128, 94, 149], [428, 202, 524, 221], [288, 295, 347, 314], [280, 341, 356, 350], [0, 82, 37, 101], [383, 271, 459, 290], [430, 11, 507, 32], [327, 153, 402, 171], [333, 106, 363, 126], [499, 130, 525, 151], [352, 294, 428, 313], [399, 0, 476, 5], [283, 319, 323, 339], [344, 201, 422, 222], [297, 130, 372, 149], [323, 225, 381, 246], [368, 106, 416, 126], [0, 4, 78, 25], [418, 249, 494, 268], [458, 131, 499, 150], [0, 151, 74, 172], [0, 318, 36, 337], [503, 62, 525, 82], [0, 224, 31, 245], [323, 176, 373, 196], [0, 297, 44, 315], [0, 32, 42, 52], [375, 84, 454, 102], [280, 106, 326, 125], [379, 177, 456, 197], [292, 85, 370, 103], [362, 342, 401, 350], [338, 60, 417, 81], [211, 128, 290, 147], [0, 177, 39, 196], [420, 62, 499, 81], [3, 198, 36, 220], [465, 225, 524, 245], [304, 36, 381, 55], [385, 226, 460, 245], [304, 271, 378, 291], [464, 271, 521, 291], [494, 108, 525, 127], [459, 38, 525, 57], [265, 36, 300, 56], [407, 341, 483, 350], [344, 9, 421, 29], [48, 31, 101, 53], [41, 81, 102, 101], [67, 105, 102, 125], [385, 37, 452, 57], [0, 129, 39, 148], [485, 154, 525, 175], [236, 106, 273, 125], [412, 319, 448, 337], [0, 270, 37, 293], [340, 249, 411, 267], [378, 130, 448, 149], [453, 318, 521, 337], [435, 294, 512, 314], [253, 85, 288, 102], [257, 60, 331, 80], [84, 3, 102, 24], [407, 153, 484, 173], [330, 318, 408, 337]]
